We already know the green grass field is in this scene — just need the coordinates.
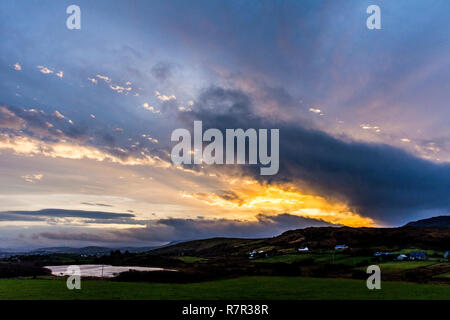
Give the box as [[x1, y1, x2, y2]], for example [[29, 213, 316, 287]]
[[376, 261, 435, 273], [0, 276, 448, 300], [254, 254, 316, 264], [394, 248, 445, 256], [175, 256, 208, 263], [354, 261, 436, 274], [435, 272, 450, 279], [255, 253, 373, 266]]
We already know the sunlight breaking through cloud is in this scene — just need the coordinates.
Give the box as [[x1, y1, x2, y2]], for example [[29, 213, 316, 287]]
[[182, 180, 374, 227]]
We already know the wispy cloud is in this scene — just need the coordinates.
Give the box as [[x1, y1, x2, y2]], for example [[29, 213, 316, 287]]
[[141, 134, 158, 143], [54, 110, 65, 119], [96, 74, 111, 83], [309, 107, 322, 114], [81, 202, 114, 207], [21, 174, 43, 183], [155, 91, 176, 101], [0, 105, 172, 169], [360, 124, 381, 133], [0, 132, 170, 167], [109, 84, 132, 94], [178, 106, 192, 112], [37, 65, 53, 74], [141, 103, 160, 113]]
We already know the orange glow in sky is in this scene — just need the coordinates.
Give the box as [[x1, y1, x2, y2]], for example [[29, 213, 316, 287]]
[[183, 179, 375, 227]]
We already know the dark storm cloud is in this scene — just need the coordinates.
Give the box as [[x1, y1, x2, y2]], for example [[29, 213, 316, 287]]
[[35, 213, 336, 243], [181, 87, 450, 224]]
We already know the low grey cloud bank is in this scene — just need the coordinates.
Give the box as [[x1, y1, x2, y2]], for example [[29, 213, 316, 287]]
[[34, 213, 336, 244]]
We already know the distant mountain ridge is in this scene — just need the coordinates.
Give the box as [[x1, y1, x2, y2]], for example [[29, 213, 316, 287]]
[[404, 216, 450, 228], [29, 246, 159, 255], [0, 241, 189, 257]]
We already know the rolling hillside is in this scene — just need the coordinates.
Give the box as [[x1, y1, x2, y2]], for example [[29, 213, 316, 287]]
[[404, 216, 450, 228], [150, 226, 450, 257]]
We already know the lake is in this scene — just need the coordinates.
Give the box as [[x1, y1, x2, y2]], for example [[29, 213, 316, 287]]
[[45, 264, 169, 278]]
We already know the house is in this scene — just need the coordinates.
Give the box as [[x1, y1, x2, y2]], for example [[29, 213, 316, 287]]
[[374, 252, 393, 257], [444, 251, 450, 259], [396, 254, 408, 261], [249, 250, 268, 259], [334, 244, 348, 251], [409, 251, 427, 261], [298, 247, 309, 252]]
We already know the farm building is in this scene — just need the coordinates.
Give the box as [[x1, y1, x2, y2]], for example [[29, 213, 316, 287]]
[[409, 252, 427, 260]]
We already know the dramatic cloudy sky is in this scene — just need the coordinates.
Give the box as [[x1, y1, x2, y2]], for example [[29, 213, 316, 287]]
[[0, 0, 449, 249]]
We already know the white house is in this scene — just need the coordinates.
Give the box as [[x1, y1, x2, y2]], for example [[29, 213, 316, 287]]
[[396, 254, 408, 261]]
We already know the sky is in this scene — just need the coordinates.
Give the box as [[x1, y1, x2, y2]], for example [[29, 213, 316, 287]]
[[0, 0, 449, 249]]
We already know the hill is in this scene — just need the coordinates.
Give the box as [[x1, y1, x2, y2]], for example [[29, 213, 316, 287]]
[[29, 246, 159, 255], [404, 216, 450, 228], [150, 226, 450, 257]]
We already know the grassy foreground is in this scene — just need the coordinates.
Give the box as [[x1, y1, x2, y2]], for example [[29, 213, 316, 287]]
[[0, 276, 449, 300]]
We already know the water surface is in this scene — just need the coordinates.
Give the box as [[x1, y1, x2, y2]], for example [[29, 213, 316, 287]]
[[45, 264, 168, 277]]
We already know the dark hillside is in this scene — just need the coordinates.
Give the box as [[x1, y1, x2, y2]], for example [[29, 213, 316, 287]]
[[151, 226, 450, 256], [404, 216, 450, 228]]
